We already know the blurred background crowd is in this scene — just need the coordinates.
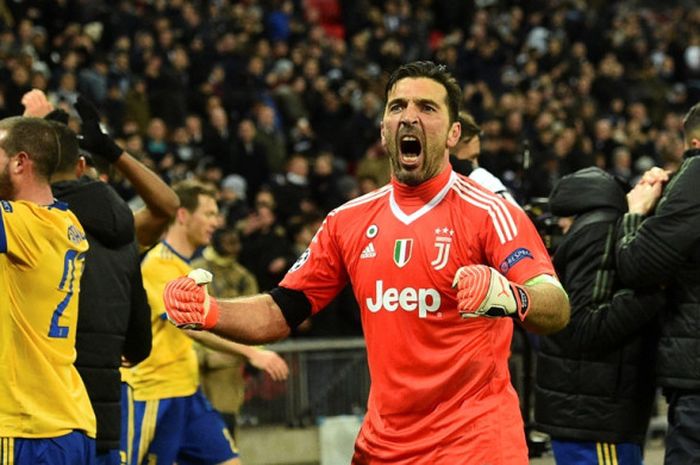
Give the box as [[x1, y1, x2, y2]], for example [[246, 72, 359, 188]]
[[1, 0, 699, 336]]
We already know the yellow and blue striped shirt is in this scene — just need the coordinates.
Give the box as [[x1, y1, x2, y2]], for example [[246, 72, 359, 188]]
[[122, 241, 199, 401], [0, 200, 95, 438]]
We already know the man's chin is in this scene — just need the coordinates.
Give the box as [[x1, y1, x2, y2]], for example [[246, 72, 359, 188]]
[[395, 169, 426, 186]]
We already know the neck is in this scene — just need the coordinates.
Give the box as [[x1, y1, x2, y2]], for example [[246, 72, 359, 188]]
[[164, 229, 196, 259], [391, 166, 452, 212], [13, 182, 55, 206]]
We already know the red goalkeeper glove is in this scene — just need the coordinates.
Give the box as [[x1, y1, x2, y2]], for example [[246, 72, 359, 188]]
[[452, 264, 530, 321], [163, 269, 220, 329]]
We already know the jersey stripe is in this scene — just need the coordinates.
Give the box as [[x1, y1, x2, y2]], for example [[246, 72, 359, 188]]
[[137, 399, 159, 465], [456, 177, 517, 237], [0, 211, 6, 253], [452, 178, 517, 244]]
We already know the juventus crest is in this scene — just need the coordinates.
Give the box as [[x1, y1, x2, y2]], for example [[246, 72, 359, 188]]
[[430, 227, 454, 270]]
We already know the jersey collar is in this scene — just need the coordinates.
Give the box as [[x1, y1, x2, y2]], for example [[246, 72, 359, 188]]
[[162, 240, 194, 264], [390, 167, 455, 224]]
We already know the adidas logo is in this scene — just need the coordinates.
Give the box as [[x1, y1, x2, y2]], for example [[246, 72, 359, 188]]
[[361, 243, 376, 259]]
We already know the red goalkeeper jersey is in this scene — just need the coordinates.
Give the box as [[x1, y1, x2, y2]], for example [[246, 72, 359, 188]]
[[280, 167, 556, 464]]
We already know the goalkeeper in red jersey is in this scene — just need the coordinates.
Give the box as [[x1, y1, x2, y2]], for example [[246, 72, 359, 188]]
[[163, 61, 570, 465]]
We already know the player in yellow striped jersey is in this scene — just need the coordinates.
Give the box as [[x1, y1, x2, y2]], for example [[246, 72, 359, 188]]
[[0, 117, 96, 464], [121, 181, 243, 465]]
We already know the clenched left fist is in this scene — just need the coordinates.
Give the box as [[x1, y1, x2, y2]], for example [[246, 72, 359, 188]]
[[452, 264, 530, 321]]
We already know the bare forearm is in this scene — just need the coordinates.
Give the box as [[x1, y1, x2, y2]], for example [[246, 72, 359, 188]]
[[521, 282, 570, 335], [210, 294, 291, 345], [185, 330, 260, 358], [115, 152, 179, 246]]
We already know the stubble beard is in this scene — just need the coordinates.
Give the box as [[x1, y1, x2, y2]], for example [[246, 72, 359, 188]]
[[388, 140, 444, 187], [0, 167, 15, 200]]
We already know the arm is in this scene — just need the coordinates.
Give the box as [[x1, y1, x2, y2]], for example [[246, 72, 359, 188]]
[[209, 294, 290, 344], [454, 195, 569, 334], [617, 161, 700, 287], [185, 329, 289, 381], [163, 274, 292, 344], [113, 153, 179, 247], [453, 266, 569, 335], [555, 219, 663, 350], [569, 288, 663, 351], [519, 278, 570, 335], [73, 96, 179, 248]]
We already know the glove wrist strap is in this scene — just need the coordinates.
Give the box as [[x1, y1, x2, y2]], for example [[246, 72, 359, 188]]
[[202, 297, 220, 330], [510, 284, 530, 321]]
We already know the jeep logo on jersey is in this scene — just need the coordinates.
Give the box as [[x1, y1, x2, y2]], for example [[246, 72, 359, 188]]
[[393, 239, 413, 268], [366, 280, 441, 318]]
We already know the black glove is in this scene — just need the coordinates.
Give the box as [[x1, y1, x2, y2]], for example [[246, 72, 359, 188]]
[[74, 96, 123, 163], [44, 109, 69, 125]]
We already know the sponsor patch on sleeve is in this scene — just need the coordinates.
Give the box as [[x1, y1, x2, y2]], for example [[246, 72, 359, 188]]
[[499, 247, 533, 273]]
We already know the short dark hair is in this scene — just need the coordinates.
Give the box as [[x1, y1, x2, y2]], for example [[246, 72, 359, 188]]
[[51, 122, 80, 175], [0, 116, 60, 180], [682, 102, 700, 144], [384, 61, 462, 123], [173, 179, 217, 213], [458, 111, 481, 141]]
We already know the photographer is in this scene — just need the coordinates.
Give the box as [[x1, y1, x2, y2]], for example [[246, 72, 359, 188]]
[[535, 167, 665, 465]]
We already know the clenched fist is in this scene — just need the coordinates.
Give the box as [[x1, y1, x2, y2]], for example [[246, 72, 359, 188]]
[[163, 269, 220, 329], [452, 264, 530, 321]]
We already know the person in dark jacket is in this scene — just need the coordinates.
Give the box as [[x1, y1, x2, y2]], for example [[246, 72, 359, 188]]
[[535, 167, 665, 465], [24, 91, 179, 465], [615, 102, 700, 464]]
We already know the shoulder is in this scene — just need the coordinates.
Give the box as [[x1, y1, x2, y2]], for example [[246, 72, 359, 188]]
[[142, 246, 191, 284], [450, 175, 524, 243], [318, 185, 392, 241], [142, 243, 185, 270], [658, 157, 700, 208], [450, 173, 516, 215], [328, 184, 392, 219]]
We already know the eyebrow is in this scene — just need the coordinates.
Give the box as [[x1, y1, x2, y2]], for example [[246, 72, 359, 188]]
[[387, 97, 443, 108]]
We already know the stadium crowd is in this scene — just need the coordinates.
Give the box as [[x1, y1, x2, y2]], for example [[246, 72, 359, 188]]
[[1, 1, 700, 463], [1, 0, 698, 261]]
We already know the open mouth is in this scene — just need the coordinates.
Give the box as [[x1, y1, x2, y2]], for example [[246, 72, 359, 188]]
[[399, 136, 422, 167]]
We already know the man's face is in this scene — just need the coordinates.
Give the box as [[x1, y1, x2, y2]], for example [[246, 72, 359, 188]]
[[185, 194, 220, 248], [0, 130, 16, 200], [454, 135, 481, 162], [381, 77, 460, 186]]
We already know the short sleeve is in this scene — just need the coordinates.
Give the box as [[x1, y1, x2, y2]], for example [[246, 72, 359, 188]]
[[279, 212, 349, 314], [481, 201, 556, 285]]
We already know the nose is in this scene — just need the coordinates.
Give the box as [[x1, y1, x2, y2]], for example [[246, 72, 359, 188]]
[[400, 104, 419, 126]]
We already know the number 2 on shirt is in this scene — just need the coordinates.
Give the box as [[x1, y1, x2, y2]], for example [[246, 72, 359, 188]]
[[48, 250, 85, 338]]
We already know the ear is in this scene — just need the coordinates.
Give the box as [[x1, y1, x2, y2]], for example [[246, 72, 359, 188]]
[[12, 151, 30, 175], [446, 121, 462, 149], [690, 137, 700, 149], [176, 207, 190, 225], [75, 156, 88, 177]]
